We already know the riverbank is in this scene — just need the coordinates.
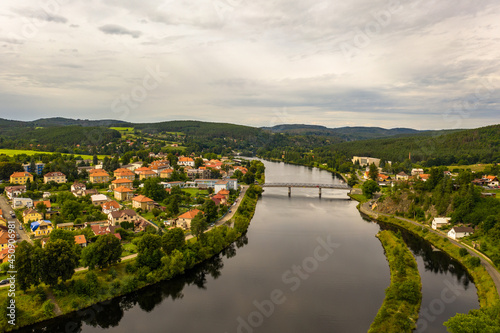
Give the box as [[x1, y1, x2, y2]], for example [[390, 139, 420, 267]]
[[0, 186, 263, 332], [369, 230, 422, 333], [353, 196, 500, 309]]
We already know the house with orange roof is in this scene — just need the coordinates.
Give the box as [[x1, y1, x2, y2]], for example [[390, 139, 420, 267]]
[[178, 157, 195, 167], [177, 209, 204, 229], [483, 175, 499, 187], [114, 186, 134, 201], [211, 193, 227, 206], [139, 170, 158, 180], [150, 160, 170, 173], [160, 168, 174, 179], [10, 171, 34, 184], [0, 248, 9, 263], [0, 231, 10, 252], [89, 170, 110, 183], [419, 174, 430, 182], [74, 235, 87, 247], [134, 166, 151, 175], [102, 200, 121, 215], [132, 195, 154, 211], [111, 178, 133, 189], [113, 168, 135, 181]]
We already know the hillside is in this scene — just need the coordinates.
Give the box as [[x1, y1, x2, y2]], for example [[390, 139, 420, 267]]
[[334, 124, 500, 165], [262, 124, 423, 141]]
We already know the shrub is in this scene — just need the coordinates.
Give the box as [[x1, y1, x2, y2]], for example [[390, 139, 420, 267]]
[[42, 300, 55, 316], [397, 280, 421, 305], [459, 248, 469, 257], [468, 257, 481, 268]]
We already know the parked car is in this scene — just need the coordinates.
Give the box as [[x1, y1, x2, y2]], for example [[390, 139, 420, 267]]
[[0, 280, 9, 286]]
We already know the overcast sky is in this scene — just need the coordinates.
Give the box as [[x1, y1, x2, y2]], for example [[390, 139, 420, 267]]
[[1, 0, 499, 129]]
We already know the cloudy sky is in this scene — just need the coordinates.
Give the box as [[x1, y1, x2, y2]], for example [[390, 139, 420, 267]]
[[1, 0, 499, 129]]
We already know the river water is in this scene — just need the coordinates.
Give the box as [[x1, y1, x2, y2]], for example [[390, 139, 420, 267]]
[[18, 161, 478, 333]]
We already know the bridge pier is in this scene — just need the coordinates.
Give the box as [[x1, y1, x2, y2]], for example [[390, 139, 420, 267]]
[[288, 187, 291, 197], [319, 187, 321, 198]]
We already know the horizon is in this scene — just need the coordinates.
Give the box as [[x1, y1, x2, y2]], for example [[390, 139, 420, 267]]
[[2, 116, 499, 131], [2, 1, 500, 129]]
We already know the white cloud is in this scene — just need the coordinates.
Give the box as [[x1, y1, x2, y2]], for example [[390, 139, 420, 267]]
[[0, 0, 499, 130]]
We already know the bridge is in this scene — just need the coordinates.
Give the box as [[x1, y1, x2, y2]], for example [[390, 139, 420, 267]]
[[261, 183, 351, 197]]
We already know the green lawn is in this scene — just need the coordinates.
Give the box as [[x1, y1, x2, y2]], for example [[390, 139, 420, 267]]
[[0, 149, 107, 159], [182, 188, 209, 197], [109, 127, 135, 132], [121, 242, 137, 256]]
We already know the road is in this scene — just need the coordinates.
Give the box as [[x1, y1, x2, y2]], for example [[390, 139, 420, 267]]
[[361, 201, 500, 299], [0, 195, 32, 244]]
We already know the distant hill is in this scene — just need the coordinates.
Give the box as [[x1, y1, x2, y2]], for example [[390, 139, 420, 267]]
[[262, 124, 422, 141]]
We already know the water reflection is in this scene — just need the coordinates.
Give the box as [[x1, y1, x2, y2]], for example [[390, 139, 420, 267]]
[[15, 238, 248, 333]]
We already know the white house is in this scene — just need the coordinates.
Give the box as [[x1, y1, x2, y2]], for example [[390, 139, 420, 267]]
[[411, 168, 424, 176], [396, 172, 409, 181], [12, 197, 33, 209], [91, 194, 108, 206], [448, 227, 474, 240], [214, 180, 229, 193], [432, 217, 451, 230]]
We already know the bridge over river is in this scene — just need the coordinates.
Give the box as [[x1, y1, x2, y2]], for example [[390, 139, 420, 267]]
[[261, 183, 351, 197]]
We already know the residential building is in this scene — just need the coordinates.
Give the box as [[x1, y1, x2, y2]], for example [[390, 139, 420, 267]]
[[22, 162, 44, 175], [448, 227, 474, 240], [12, 198, 33, 209], [0, 231, 9, 252], [411, 168, 424, 176], [132, 195, 154, 211], [483, 175, 499, 187], [150, 160, 171, 173], [113, 168, 135, 181], [162, 181, 185, 188], [89, 170, 110, 183], [396, 172, 409, 181], [111, 178, 133, 189], [74, 235, 87, 247], [419, 174, 430, 182], [134, 166, 152, 175], [178, 157, 195, 167], [33, 199, 51, 208], [352, 156, 381, 167], [186, 168, 211, 180], [139, 170, 158, 180], [0, 248, 9, 263], [10, 171, 34, 185], [431, 217, 451, 230], [90, 225, 121, 240], [177, 209, 204, 229], [102, 200, 121, 215], [217, 189, 230, 201], [71, 182, 87, 197], [4, 185, 26, 199], [211, 193, 227, 206], [194, 179, 218, 188], [30, 220, 53, 237], [214, 180, 229, 193], [23, 209, 43, 224], [91, 194, 108, 206], [160, 168, 174, 179], [43, 172, 67, 184], [108, 209, 139, 225], [56, 222, 74, 230], [114, 186, 134, 201]]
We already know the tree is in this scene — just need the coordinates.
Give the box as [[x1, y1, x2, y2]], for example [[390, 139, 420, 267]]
[[41, 239, 78, 286], [362, 180, 380, 199], [49, 229, 75, 245], [16, 241, 43, 291], [92, 155, 98, 166], [190, 213, 208, 242], [36, 202, 48, 219], [143, 178, 167, 202], [161, 228, 186, 255], [202, 199, 218, 223], [194, 158, 204, 169], [136, 234, 163, 270], [81, 234, 123, 270], [368, 163, 378, 181]]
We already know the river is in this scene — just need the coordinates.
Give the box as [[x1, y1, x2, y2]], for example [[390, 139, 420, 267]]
[[17, 160, 478, 333]]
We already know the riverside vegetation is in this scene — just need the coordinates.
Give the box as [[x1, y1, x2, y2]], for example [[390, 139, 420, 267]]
[[0, 185, 263, 331], [369, 230, 422, 333]]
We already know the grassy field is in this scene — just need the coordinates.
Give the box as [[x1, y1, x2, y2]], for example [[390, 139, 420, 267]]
[[0, 149, 107, 159], [447, 164, 493, 172]]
